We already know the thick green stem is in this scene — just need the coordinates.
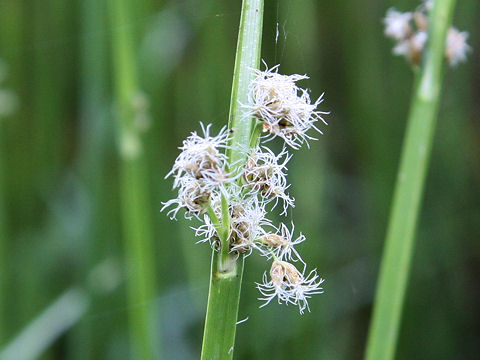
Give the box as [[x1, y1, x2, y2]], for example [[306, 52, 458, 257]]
[[108, 0, 158, 358], [365, 1, 456, 359], [201, 0, 263, 359], [201, 252, 245, 360], [226, 0, 264, 172]]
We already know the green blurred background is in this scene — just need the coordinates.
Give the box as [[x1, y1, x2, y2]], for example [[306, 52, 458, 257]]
[[0, 0, 479, 359]]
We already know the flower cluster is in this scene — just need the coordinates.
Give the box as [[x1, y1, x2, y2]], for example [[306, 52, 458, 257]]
[[163, 65, 326, 313], [383, 1, 470, 66], [0, 60, 18, 119]]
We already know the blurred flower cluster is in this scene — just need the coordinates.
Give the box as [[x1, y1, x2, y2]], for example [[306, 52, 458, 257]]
[[383, 0, 470, 66], [0, 60, 18, 119], [163, 65, 327, 313]]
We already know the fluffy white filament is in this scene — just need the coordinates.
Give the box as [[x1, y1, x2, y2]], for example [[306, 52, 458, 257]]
[[243, 146, 294, 215], [244, 64, 328, 149], [257, 260, 324, 314]]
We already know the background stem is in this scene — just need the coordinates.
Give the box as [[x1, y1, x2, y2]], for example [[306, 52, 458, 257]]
[[200, 0, 263, 359], [364, 1, 457, 359], [108, 0, 158, 358], [0, 127, 6, 344]]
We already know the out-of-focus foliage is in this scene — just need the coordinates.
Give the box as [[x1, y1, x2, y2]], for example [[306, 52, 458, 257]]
[[0, 0, 478, 359]]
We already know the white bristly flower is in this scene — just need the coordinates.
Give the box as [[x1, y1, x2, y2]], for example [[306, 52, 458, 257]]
[[193, 186, 273, 255], [383, 8, 413, 41], [256, 260, 324, 314], [161, 178, 212, 220], [384, 2, 471, 68], [446, 27, 470, 67], [393, 31, 427, 64], [165, 123, 230, 190], [230, 195, 273, 255], [243, 146, 294, 215], [244, 64, 328, 149], [259, 223, 306, 263], [162, 123, 232, 218]]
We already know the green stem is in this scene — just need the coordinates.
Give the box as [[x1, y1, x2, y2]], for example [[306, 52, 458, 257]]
[[0, 288, 90, 360], [226, 0, 264, 173], [364, 1, 456, 359], [108, 0, 158, 358], [0, 128, 6, 344], [201, 0, 264, 359], [201, 252, 245, 360]]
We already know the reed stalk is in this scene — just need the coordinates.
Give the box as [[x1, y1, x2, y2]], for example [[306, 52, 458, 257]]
[[71, 0, 108, 357], [0, 288, 89, 360], [0, 132, 6, 344], [365, 1, 457, 359], [200, 1, 264, 359], [108, 0, 158, 358]]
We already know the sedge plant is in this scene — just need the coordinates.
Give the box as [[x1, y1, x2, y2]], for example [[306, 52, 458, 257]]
[[162, 0, 330, 358], [365, 1, 470, 359]]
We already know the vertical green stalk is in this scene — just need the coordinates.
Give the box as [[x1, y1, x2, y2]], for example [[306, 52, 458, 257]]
[[0, 126, 6, 345], [200, 1, 263, 359], [0, 0, 23, 344], [226, 0, 264, 170], [32, 0, 66, 184], [108, 0, 158, 359], [71, 0, 107, 358], [365, 1, 456, 359]]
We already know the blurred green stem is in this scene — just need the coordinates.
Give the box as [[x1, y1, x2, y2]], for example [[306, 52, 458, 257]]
[[0, 132, 6, 344], [108, 0, 158, 358], [365, 1, 456, 359], [0, 288, 89, 360], [200, 0, 263, 359], [71, 0, 108, 357], [0, 258, 121, 360]]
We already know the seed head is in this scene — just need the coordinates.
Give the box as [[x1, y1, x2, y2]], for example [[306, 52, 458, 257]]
[[245, 64, 328, 149], [393, 31, 427, 65], [243, 146, 294, 215], [161, 178, 212, 219], [166, 123, 230, 190], [445, 27, 470, 67], [230, 195, 272, 255], [383, 9, 413, 41], [162, 123, 233, 219], [260, 223, 305, 263], [257, 260, 324, 314], [261, 233, 288, 248]]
